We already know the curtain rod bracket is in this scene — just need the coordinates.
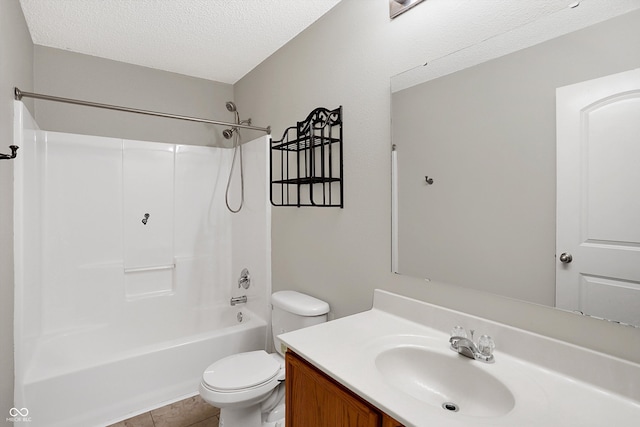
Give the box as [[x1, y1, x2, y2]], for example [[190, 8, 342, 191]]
[[0, 145, 19, 160]]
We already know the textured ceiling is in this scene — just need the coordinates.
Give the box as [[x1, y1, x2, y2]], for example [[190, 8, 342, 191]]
[[19, 0, 342, 84]]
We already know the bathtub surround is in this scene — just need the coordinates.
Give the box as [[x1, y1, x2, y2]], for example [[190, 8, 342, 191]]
[[13, 103, 271, 426], [123, 139, 175, 298]]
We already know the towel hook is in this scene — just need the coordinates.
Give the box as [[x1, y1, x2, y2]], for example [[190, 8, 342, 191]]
[[425, 176, 434, 185], [1, 145, 19, 160]]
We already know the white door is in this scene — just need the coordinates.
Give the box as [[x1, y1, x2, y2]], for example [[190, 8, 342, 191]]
[[556, 68, 640, 326]]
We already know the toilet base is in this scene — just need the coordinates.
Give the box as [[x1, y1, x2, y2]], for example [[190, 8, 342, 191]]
[[219, 406, 261, 427], [217, 402, 285, 427], [263, 403, 285, 427]]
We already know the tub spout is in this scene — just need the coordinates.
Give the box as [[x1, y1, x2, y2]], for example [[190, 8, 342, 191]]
[[230, 295, 247, 306]]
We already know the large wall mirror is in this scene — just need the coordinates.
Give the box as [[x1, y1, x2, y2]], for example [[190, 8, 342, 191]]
[[391, 6, 640, 327]]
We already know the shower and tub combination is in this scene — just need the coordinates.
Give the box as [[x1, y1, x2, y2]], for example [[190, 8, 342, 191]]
[[12, 95, 272, 427]]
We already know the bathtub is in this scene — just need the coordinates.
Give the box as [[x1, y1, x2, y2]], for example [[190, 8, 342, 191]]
[[20, 306, 267, 427], [13, 104, 272, 427]]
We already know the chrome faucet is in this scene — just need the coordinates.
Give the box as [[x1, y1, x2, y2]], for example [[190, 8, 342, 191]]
[[230, 295, 247, 306], [449, 326, 495, 363], [238, 268, 251, 290]]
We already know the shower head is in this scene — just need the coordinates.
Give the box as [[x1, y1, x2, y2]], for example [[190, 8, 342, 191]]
[[226, 101, 237, 112], [222, 128, 235, 139]]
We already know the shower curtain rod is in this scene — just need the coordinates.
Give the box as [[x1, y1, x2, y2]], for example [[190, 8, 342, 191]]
[[14, 87, 271, 135]]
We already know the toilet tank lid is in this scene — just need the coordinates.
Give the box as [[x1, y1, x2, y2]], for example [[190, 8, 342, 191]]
[[271, 291, 330, 316]]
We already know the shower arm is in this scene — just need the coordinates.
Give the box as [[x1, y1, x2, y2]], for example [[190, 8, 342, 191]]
[[14, 87, 271, 135]]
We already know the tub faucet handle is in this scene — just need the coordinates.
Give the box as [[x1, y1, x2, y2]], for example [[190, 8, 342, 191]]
[[238, 268, 250, 289]]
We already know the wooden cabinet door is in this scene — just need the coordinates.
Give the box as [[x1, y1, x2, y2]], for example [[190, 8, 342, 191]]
[[286, 351, 381, 427], [382, 413, 404, 427]]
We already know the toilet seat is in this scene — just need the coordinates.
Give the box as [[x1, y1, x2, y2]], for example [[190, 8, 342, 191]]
[[200, 350, 284, 408], [203, 350, 281, 392]]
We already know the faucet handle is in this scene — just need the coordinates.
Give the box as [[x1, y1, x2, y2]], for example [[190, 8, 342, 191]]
[[238, 268, 251, 289], [450, 325, 467, 338], [477, 334, 495, 357]]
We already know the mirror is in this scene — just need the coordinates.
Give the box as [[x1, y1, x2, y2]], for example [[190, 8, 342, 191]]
[[391, 6, 640, 325]]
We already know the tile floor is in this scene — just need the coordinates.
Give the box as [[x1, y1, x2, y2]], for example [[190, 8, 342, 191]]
[[107, 395, 220, 427]]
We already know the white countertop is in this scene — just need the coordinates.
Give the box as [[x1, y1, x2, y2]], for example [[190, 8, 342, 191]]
[[279, 290, 640, 427]]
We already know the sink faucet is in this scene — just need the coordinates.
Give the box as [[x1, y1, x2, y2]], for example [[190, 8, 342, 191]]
[[449, 326, 495, 363]]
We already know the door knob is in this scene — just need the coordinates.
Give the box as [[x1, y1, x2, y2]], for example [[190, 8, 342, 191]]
[[559, 253, 573, 264]]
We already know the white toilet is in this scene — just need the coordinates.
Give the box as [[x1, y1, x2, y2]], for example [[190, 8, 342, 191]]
[[199, 291, 330, 427]]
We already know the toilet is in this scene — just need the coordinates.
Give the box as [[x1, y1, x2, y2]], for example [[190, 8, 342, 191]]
[[199, 291, 330, 427]]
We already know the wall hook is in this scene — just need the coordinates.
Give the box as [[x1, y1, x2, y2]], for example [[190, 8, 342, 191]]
[[0, 145, 19, 160], [425, 176, 434, 185], [141, 213, 150, 225]]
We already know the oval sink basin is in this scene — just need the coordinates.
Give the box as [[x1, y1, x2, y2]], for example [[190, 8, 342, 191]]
[[375, 346, 515, 418]]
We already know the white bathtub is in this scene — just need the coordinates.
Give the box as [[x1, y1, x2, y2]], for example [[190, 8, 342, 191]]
[[20, 306, 267, 427]]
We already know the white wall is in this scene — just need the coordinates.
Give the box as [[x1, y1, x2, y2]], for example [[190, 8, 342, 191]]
[[235, 0, 640, 363], [13, 108, 271, 350], [0, 0, 33, 416], [231, 136, 272, 324]]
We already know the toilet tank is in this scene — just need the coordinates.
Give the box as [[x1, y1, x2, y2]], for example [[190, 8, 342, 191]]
[[271, 291, 330, 356]]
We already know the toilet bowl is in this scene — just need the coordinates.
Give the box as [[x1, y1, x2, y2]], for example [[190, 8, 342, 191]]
[[200, 351, 285, 426], [199, 291, 329, 427]]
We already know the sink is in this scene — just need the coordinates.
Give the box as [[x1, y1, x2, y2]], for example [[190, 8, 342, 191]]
[[375, 345, 515, 418], [279, 291, 640, 426]]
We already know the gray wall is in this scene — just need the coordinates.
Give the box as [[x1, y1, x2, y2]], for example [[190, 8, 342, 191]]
[[395, 11, 640, 306], [235, 0, 640, 362], [34, 46, 235, 147], [0, 0, 33, 415]]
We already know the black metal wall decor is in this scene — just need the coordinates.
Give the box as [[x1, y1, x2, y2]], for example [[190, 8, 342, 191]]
[[271, 106, 343, 208]]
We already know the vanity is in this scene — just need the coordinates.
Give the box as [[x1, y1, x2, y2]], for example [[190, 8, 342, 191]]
[[286, 351, 403, 426], [279, 290, 640, 426]]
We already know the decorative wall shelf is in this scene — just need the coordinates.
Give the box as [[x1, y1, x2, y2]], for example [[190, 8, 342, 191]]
[[271, 106, 343, 208]]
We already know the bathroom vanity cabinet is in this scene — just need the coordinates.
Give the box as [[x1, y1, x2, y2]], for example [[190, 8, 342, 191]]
[[285, 351, 404, 427]]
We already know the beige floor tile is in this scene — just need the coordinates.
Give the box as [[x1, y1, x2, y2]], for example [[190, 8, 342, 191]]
[[106, 411, 155, 427], [151, 395, 219, 427], [187, 415, 219, 427]]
